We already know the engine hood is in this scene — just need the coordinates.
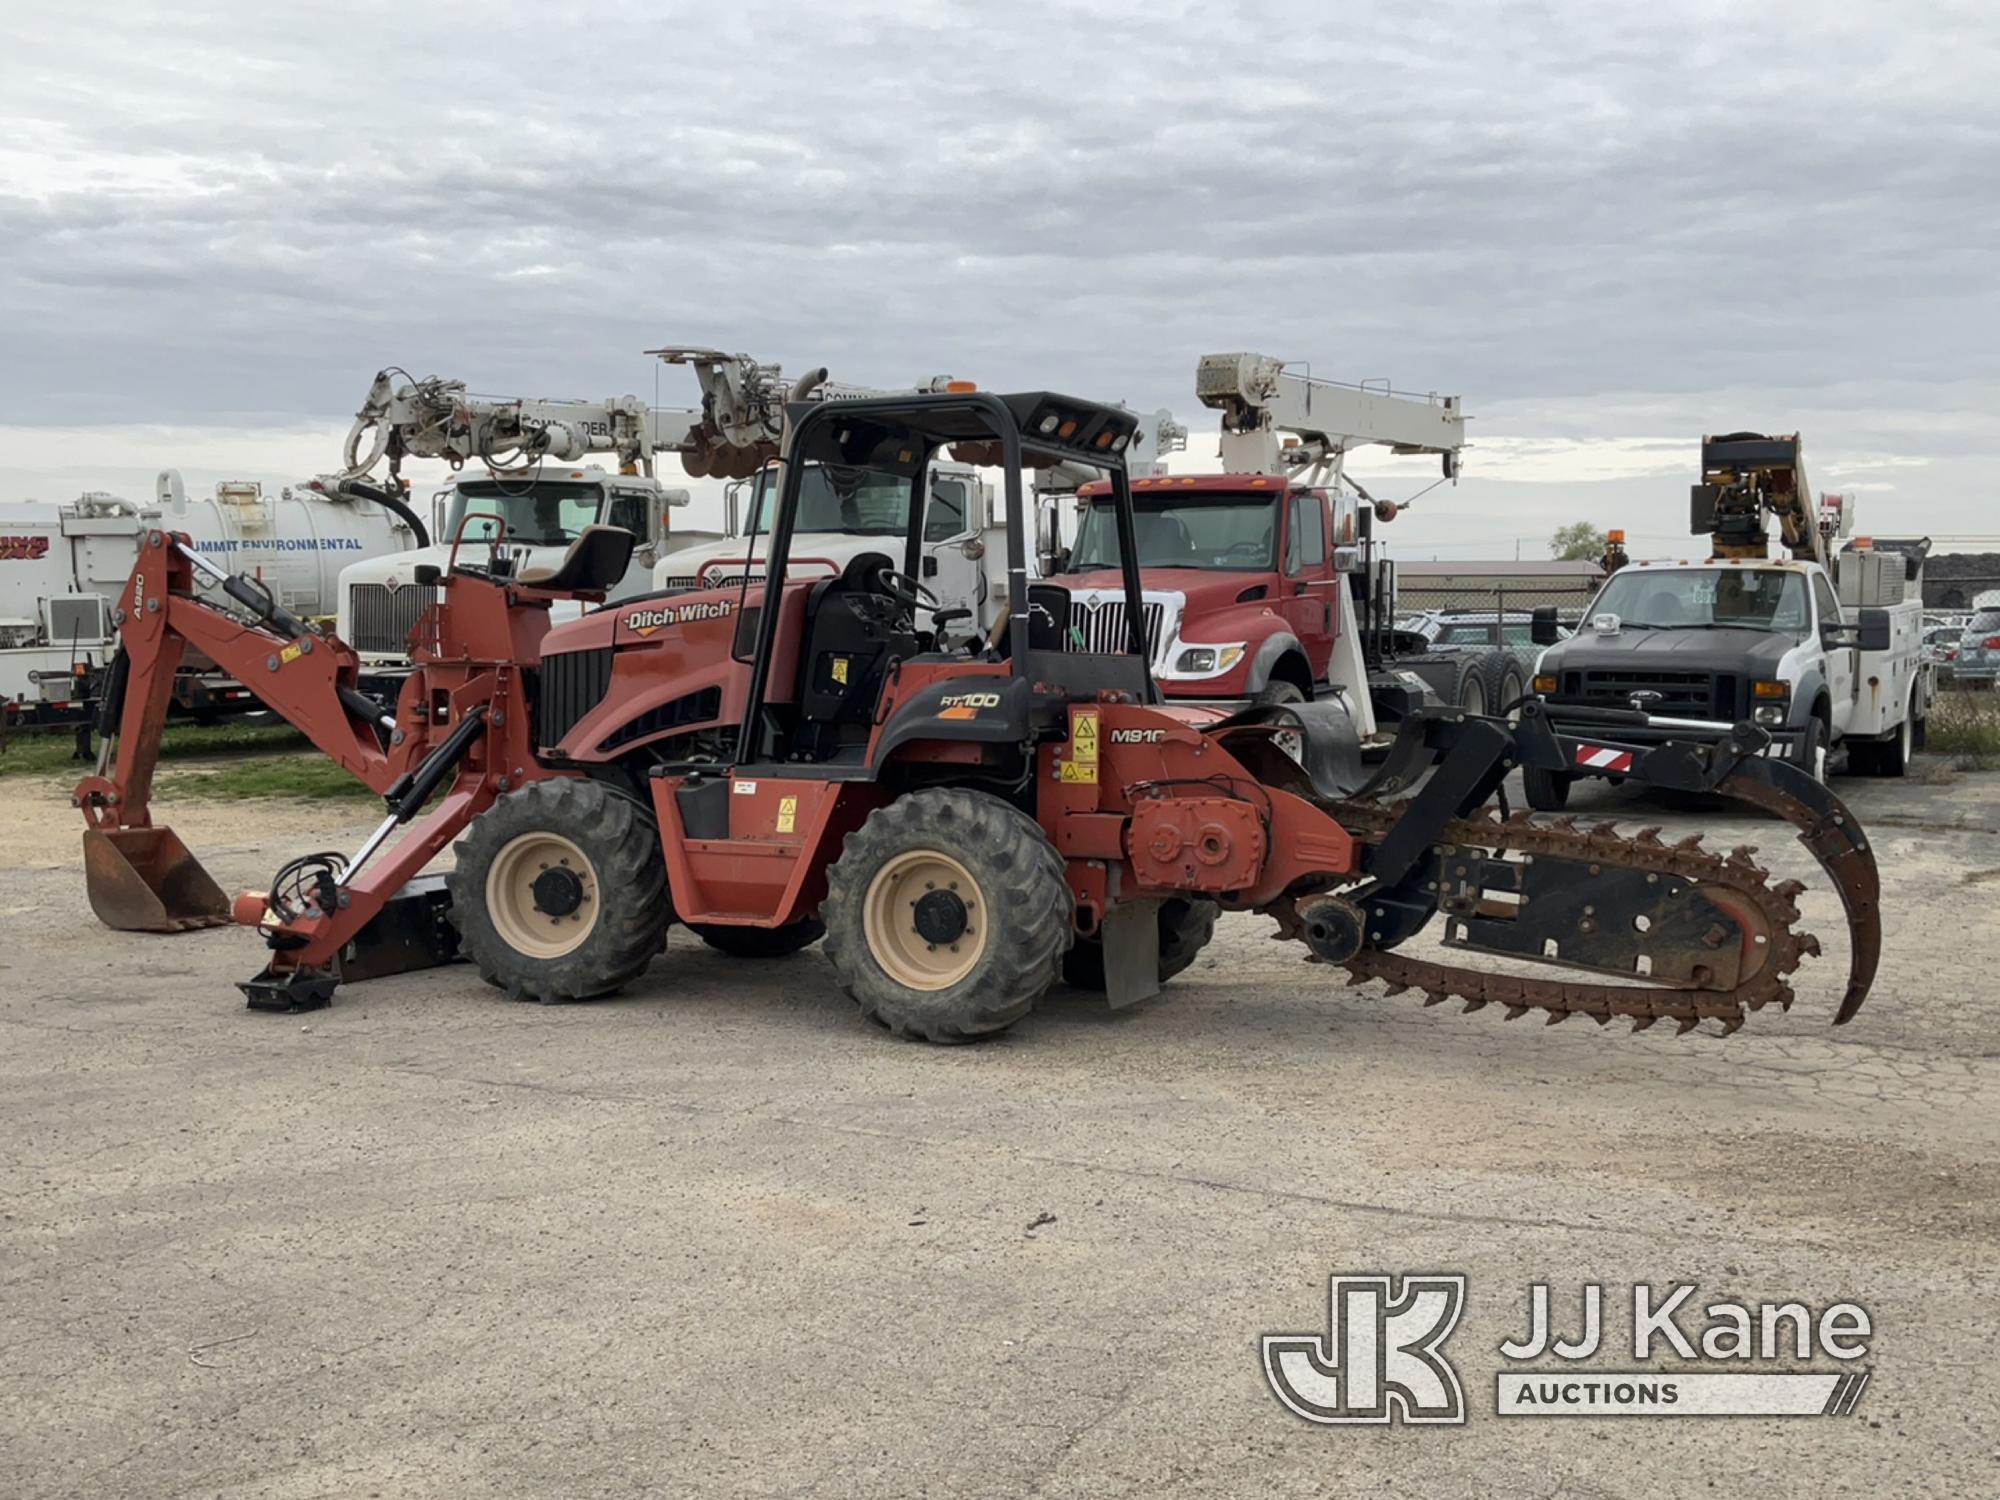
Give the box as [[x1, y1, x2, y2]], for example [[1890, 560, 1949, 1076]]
[[338, 541, 569, 589], [1054, 568, 1270, 611], [1543, 626, 1799, 674], [652, 531, 898, 586]]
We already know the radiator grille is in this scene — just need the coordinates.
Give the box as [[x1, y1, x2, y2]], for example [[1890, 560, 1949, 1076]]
[[596, 686, 723, 753], [349, 582, 441, 654], [1562, 668, 1741, 720], [536, 647, 616, 749], [660, 570, 764, 594], [1066, 599, 1166, 659]]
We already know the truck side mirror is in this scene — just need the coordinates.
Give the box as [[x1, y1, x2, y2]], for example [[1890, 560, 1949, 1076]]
[[1530, 606, 1560, 646], [1857, 607, 1892, 652]]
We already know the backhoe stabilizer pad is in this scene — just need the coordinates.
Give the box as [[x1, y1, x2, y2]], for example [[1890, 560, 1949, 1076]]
[[239, 966, 338, 1013], [83, 827, 231, 933]]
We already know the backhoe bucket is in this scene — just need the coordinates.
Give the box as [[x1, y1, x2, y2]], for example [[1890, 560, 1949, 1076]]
[[83, 827, 231, 932]]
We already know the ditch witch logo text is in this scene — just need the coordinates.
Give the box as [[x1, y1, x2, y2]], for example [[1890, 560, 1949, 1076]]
[[1263, 1276, 1872, 1423]]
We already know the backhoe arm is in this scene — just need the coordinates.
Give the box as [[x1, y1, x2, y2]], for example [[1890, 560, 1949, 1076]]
[[74, 530, 418, 930]]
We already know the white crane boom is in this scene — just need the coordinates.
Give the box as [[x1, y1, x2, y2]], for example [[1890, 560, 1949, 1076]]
[[1195, 352, 1466, 484]]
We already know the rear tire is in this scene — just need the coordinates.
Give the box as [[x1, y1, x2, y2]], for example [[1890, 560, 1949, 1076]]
[[1854, 702, 1914, 778], [822, 789, 1071, 1042], [1523, 764, 1573, 810], [447, 779, 669, 1003], [1062, 896, 1219, 992], [1456, 660, 1487, 717], [1480, 653, 1527, 721], [687, 917, 825, 957]]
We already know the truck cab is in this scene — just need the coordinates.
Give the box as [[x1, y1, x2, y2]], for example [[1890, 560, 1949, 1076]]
[[1528, 547, 1931, 797], [651, 460, 1001, 631], [1049, 473, 1342, 704], [336, 466, 684, 674]]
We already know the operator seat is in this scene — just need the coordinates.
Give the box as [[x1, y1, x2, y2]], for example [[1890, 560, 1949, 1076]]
[[792, 551, 919, 759], [516, 524, 637, 594]]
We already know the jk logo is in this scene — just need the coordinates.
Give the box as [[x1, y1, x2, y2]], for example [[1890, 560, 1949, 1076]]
[[1263, 1274, 1467, 1425]]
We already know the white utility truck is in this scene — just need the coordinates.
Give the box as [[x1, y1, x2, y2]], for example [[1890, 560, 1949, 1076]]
[[334, 346, 794, 686], [652, 403, 1190, 637], [1525, 433, 1933, 807]]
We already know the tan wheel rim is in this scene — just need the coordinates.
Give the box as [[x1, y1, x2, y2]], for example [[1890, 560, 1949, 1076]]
[[862, 849, 987, 990], [485, 831, 598, 959]]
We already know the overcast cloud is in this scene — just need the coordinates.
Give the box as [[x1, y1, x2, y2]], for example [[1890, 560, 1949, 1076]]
[[5, 0, 1996, 554]]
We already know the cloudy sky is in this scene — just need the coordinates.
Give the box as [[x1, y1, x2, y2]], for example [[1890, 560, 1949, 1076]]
[[5, 0, 1996, 558]]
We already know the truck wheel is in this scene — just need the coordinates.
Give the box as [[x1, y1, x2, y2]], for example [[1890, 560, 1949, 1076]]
[[686, 916, 825, 957], [1062, 896, 1219, 992], [1252, 679, 1307, 762], [1454, 658, 1487, 716], [823, 789, 1071, 1042], [1254, 679, 1306, 707], [1798, 713, 1829, 783], [447, 779, 670, 1003], [1522, 764, 1572, 810], [1480, 654, 1527, 721], [1859, 701, 1914, 778]]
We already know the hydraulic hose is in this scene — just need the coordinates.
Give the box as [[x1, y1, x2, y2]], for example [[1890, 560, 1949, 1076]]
[[336, 478, 431, 549]]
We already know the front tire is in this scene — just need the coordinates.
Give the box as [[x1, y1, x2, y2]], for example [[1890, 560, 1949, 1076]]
[[823, 789, 1071, 1042], [447, 780, 669, 1003], [1062, 896, 1219, 991], [1798, 712, 1829, 783], [1522, 764, 1573, 810]]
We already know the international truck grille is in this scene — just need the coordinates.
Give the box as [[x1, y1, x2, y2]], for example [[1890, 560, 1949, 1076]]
[[349, 583, 441, 654], [1562, 669, 1742, 720], [659, 570, 763, 594], [1067, 599, 1166, 660], [535, 647, 616, 749]]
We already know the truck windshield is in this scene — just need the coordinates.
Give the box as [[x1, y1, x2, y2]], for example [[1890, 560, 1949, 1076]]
[[1067, 493, 1277, 571], [1590, 568, 1809, 635], [745, 464, 912, 537], [448, 481, 606, 547]]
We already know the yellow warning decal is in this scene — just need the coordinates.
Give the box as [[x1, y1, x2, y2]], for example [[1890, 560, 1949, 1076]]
[[1059, 760, 1098, 785], [1072, 709, 1100, 765], [280, 643, 305, 664], [776, 795, 798, 834], [831, 657, 849, 685]]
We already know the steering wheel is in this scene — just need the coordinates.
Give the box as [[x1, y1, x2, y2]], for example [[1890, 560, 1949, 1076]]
[[1224, 539, 1269, 560], [875, 567, 940, 612]]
